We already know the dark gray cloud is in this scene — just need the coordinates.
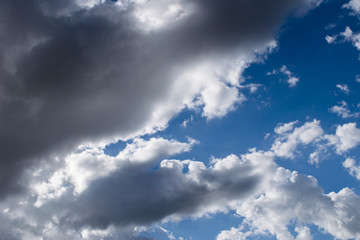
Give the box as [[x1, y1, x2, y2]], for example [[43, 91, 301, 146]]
[[31, 154, 266, 234], [0, 0, 321, 198], [71, 163, 258, 228]]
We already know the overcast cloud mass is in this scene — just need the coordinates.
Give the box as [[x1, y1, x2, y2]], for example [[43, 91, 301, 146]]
[[1, 0, 360, 239]]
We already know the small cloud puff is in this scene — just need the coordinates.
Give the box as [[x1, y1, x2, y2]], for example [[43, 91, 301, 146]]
[[336, 84, 350, 94], [267, 65, 300, 88]]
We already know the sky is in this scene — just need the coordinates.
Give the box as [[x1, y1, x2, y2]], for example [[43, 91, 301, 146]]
[[1, 0, 360, 239]]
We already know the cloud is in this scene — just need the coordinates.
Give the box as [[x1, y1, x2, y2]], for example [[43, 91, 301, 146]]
[[326, 27, 360, 52], [32, 137, 197, 206], [267, 65, 300, 87], [326, 122, 360, 154], [325, 35, 337, 44], [274, 120, 299, 134], [295, 226, 313, 240], [356, 74, 360, 83], [1, 148, 275, 239], [271, 119, 324, 159], [217, 222, 268, 240], [337, 83, 351, 94], [329, 100, 359, 118], [228, 169, 360, 240], [1, 119, 360, 239], [343, 157, 360, 180], [343, 0, 360, 15], [0, 0, 323, 198]]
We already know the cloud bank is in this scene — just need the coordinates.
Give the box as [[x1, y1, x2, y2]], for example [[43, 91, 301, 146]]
[[0, 0, 323, 198], [1, 120, 360, 239]]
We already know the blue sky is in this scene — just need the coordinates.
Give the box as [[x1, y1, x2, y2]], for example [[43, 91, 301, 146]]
[[1, 0, 360, 239]]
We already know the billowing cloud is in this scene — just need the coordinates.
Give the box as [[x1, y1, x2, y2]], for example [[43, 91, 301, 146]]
[[222, 169, 360, 240], [343, 157, 360, 180], [326, 122, 360, 154], [272, 119, 324, 159], [1, 120, 360, 240], [343, 0, 360, 15], [0, 0, 323, 198]]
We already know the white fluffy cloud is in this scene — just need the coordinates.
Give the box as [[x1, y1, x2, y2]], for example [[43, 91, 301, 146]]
[[329, 100, 359, 118], [326, 122, 360, 154], [272, 119, 324, 159], [337, 83, 351, 94], [274, 120, 299, 134], [343, 157, 360, 180], [343, 0, 360, 15], [230, 168, 360, 240]]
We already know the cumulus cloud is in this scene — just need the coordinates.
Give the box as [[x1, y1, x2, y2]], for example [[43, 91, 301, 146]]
[[272, 119, 324, 159], [343, 0, 360, 15], [0, 0, 323, 198], [274, 120, 299, 134], [1, 146, 276, 239], [230, 169, 360, 240], [217, 222, 268, 240], [2, 119, 360, 240], [329, 100, 359, 118], [326, 122, 360, 154], [343, 157, 360, 180]]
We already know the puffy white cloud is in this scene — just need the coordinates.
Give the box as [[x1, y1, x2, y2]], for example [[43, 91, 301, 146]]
[[274, 120, 299, 135], [272, 120, 324, 159], [199, 80, 245, 119], [308, 144, 327, 165], [326, 122, 360, 154], [232, 168, 360, 240], [343, 0, 360, 15], [343, 157, 360, 180], [329, 100, 359, 118], [216, 222, 268, 240]]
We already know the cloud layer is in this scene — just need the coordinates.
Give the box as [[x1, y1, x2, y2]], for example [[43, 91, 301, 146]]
[[1, 120, 360, 239], [0, 0, 323, 198]]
